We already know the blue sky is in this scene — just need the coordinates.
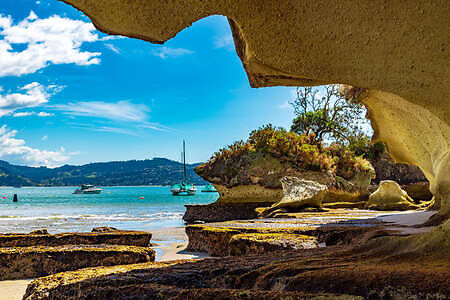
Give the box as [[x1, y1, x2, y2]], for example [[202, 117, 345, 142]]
[[0, 0, 298, 167]]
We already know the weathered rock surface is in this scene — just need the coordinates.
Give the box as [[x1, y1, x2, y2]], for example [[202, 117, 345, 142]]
[[403, 182, 433, 201], [229, 233, 319, 256], [261, 177, 328, 217], [0, 244, 154, 280], [0, 230, 152, 247], [370, 146, 428, 186], [184, 202, 264, 224], [368, 180, 420, 211]]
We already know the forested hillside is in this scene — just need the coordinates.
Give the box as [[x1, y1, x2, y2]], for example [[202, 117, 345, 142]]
[[0, 158, 206, 186]]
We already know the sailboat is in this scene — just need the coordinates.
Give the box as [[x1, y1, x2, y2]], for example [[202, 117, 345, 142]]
[[170, 140, 197, 196]]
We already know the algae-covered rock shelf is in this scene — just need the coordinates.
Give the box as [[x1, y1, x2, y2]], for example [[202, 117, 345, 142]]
[[0, 244, 154, 280], [0, 228, 155, 281], [0, 229, 152, 247], [23, 217, 450, 300]]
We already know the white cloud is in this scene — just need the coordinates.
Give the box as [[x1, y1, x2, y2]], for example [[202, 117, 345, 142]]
[[214, 34, 234, 50], [52, 100, 150, 122], [0, 125, 69, 167], [100, 35, 124, 41], [152, 47, 194, 59], [13, 111, 35, 117], [138, 122, 171, 132], [0, 11, 101, 77], [0, 82, 49, 117], [11, 111, 54, 117], [41, 135, 47, 141], [104, 43, 120, 54], [37, 111, 54, 117], [94, 126, 138, 136]]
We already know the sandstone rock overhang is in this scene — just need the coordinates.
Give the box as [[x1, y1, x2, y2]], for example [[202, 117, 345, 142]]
[[58, 1, 449, 217]]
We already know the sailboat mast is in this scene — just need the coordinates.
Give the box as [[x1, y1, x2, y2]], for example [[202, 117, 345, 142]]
[[183, 140, 186, 183]]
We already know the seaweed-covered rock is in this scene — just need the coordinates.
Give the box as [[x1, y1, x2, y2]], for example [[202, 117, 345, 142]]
[[261, 177, 327, 217], [368, 180, 419, 211], [0, 230, 152, 247]]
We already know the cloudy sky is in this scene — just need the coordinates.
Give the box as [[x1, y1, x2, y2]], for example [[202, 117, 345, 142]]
[[0, 0, 296, 167]]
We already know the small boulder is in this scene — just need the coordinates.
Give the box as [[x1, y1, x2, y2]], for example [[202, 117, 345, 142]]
[[367, 180, 420, 210], [91, 227, 119, 233], [29, 229, 49, 235], [260, 177, 327, 217]]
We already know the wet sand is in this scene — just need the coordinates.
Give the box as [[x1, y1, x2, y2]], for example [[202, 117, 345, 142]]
[[0, 279, 32, 300], [150, 226, 210, 261]]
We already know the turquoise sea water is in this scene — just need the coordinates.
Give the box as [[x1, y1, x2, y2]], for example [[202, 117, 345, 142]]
[[0, 186, 218, 233]]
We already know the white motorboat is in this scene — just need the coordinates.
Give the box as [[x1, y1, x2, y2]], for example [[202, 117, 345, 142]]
[[73, 184, 103, 194]]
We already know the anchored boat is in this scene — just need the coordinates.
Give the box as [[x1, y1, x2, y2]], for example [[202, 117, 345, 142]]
[[171, 141, 196, 196], [201, 183, 217, 193], [73, 184, 103, 194]]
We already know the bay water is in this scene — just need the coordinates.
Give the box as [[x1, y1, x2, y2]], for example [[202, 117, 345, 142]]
[[0, 186, 218, 234]]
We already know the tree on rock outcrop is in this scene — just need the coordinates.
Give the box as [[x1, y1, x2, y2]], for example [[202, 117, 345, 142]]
[[290, 85, 370, 146]]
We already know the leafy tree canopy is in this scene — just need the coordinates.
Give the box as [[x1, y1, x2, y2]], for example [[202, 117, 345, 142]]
[[290, 85, 371, 146]]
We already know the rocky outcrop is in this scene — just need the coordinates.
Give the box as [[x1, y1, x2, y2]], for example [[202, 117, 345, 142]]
[[403, 182, 433, 201], [367, 180, 420, 211], [196, 152, 334, 204], [184, 152, 335, 223], [0, 244, 154, 280], [370, 146, 428, 186], [0, 229, 152, 247], [261, 177, 328, 217]]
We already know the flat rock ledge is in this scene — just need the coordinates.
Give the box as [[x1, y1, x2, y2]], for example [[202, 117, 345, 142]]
[[0, 229, 154, 280], [0, 244, 154, 280], [0, 230, 152, 247], [185, 210, 384, 257], [184, 202, 270, 223], [229, 233, 319, 256]]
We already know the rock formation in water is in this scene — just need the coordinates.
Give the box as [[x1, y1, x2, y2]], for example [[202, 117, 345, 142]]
[[189, 126, 376, 222]]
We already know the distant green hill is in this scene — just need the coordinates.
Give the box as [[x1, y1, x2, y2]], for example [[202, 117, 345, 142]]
[[0, 158, 207, 187]]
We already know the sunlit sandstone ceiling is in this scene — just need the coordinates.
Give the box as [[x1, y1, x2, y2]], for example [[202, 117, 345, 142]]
[[59, 0, 449, 217]]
